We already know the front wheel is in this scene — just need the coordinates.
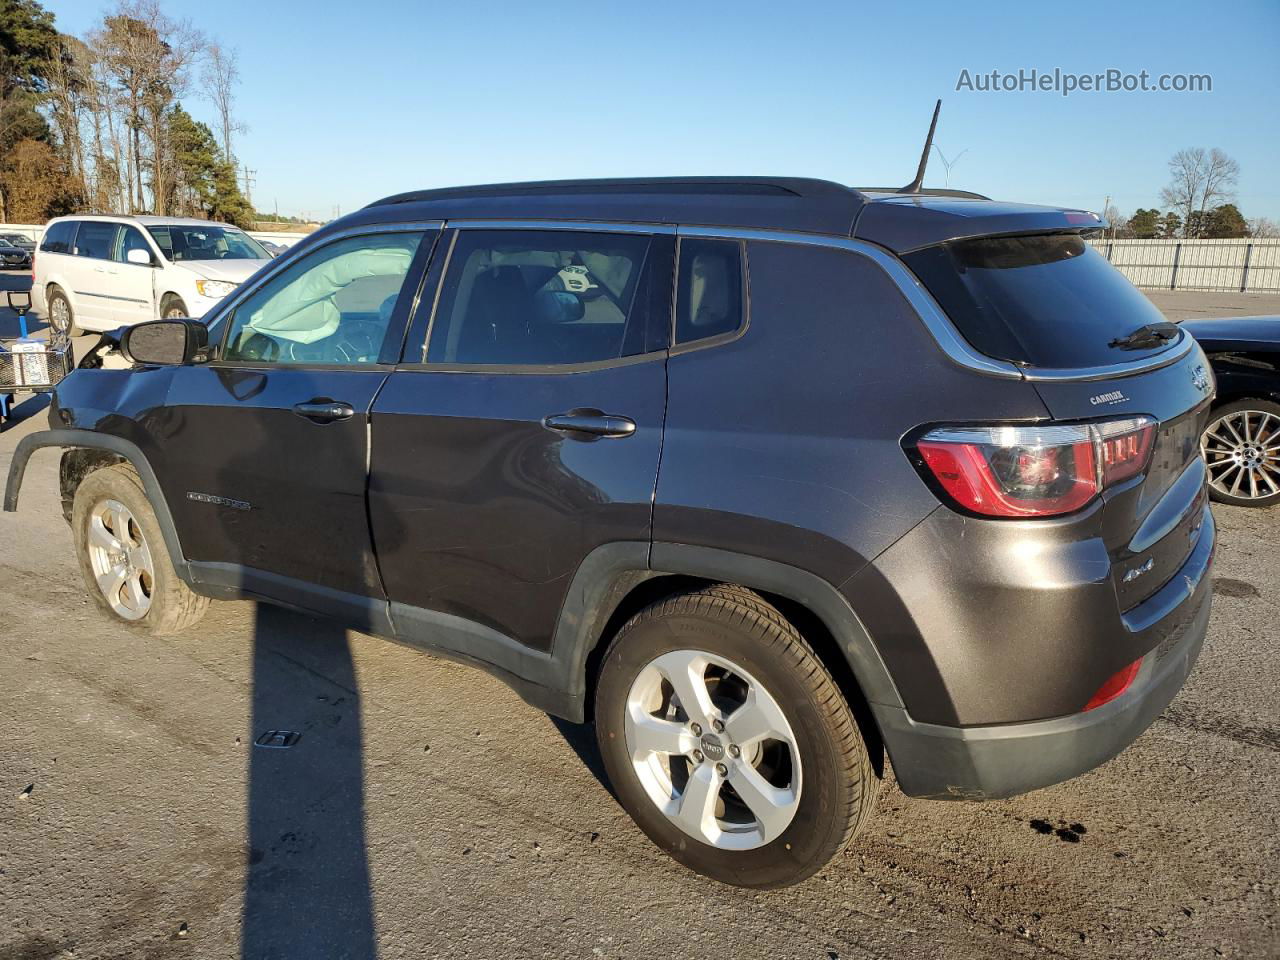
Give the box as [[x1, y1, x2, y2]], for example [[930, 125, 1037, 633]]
[[594, 585, 879, 888], [161, 295, 189, 320], [1202, 399, 1280, 507], [72, 463, 210, 634]]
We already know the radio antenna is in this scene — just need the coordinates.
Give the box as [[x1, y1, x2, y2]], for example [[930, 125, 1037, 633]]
[[898, 99, 942, 194]]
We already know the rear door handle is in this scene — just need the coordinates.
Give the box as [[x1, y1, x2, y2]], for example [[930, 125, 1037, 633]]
[[293, 399, 355, 423], [543, 408, 636, 439]]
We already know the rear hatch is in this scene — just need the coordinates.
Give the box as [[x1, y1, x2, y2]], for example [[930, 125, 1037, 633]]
[[902, 231, 1214, 610]]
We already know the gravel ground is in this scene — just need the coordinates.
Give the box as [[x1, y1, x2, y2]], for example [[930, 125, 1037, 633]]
[[1, 282, 1277, 960]]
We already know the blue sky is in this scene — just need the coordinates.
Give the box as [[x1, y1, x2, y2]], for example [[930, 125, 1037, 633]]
[[52, 0, 1280, 222]]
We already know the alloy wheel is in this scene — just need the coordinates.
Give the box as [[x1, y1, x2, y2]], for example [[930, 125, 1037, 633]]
[[86, 498, 154, 620], [49, 296, 70, 333], [624, 649, 801, 850], [1203, 409, 1280, 501]]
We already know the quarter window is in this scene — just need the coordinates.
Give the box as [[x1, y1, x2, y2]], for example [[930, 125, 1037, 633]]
[[426, 230, 656, 366], [74, 222, 120, 260], [39, 220, 76, 254], [675, 238, 745, 344], [222, 232, 423, 365]]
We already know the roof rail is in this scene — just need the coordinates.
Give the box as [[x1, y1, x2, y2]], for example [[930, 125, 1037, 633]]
[[854, 187, 991, 200], [367, 176, 867, 208]]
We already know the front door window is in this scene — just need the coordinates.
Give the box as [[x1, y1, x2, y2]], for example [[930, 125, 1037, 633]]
[[222, 232, 423, 365]]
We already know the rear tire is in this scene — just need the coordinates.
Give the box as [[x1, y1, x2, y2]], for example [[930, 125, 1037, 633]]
[[594, 585, 879, 888], [72, 463, 210, 634], [46, 286, 78, 336], [160, 295, 189, 320], [1202, 399, 1280, 508]]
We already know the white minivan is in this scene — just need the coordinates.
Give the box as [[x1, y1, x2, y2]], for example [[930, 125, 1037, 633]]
[[33, 215, 273, 334]]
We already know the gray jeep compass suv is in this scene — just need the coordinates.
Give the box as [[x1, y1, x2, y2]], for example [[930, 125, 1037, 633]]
[[5, 178, 1216, 888]]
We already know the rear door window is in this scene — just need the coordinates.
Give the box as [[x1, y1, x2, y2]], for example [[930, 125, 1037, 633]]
[[904, 233, 1174, 369], [425, 229, 661, 366], [39, 220, 76, 254], [74, 222, 120, 260]]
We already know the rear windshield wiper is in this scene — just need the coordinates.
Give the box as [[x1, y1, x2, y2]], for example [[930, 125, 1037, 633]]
[[1109, 321, 1181, 350]]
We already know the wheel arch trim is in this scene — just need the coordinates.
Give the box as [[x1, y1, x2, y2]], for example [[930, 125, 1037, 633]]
[[554, 542, 908, 722], [5, 429, 190, 578]]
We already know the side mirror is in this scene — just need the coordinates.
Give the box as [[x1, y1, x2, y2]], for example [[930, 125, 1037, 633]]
[[125, 248, 154, 266], [120, 319, 208, 366]]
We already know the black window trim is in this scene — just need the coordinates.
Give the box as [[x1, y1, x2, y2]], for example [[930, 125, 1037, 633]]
[[397, 222, 674, 375], [206, 221, 443, 371]]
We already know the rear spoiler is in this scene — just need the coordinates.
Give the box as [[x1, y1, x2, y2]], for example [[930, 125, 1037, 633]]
[[853, 199, 1105, 255]]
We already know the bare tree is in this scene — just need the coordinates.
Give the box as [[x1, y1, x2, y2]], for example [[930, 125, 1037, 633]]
[[1159, 147, 1240, 238], [44, 37, 91, 194], [202, 43, 243, 163], [90, 0, 204, 214], [1247, 217, 1279, 239]]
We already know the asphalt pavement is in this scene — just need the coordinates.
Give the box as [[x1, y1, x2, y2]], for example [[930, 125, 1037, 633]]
[[1, 282, 1277, 959]]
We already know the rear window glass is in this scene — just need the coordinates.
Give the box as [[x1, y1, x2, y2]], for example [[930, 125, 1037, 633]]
[[40, 221, 76, 254], [904, 233, 1174, 369]]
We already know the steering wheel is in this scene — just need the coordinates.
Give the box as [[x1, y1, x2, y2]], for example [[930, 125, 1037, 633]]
[[331, 320, 385, 364]]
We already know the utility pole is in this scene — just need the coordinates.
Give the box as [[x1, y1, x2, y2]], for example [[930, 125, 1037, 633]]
[[241, 164, 257, 212]]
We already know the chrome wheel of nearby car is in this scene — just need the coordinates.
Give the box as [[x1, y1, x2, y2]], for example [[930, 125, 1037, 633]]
[[624, 649, 802, 851], [86, 498, 154, 620], [1203, 407, 1280, 502], [48, 295, 70, 333]]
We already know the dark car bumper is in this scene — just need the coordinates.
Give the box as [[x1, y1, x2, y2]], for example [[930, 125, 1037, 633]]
[[877, 507, 1214, 800]]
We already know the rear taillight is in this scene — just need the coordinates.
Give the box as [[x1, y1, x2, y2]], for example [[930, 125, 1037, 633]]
[[915, 417, 1156, 518], [1083, 657, 1142, 711]]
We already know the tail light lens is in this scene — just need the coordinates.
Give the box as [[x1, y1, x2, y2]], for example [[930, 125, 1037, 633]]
[[915, 416, 1156, 518]]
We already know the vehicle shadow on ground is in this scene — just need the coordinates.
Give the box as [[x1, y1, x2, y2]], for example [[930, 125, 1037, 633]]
[[548, 715, 614, 798], [242, 604, 377, 959]]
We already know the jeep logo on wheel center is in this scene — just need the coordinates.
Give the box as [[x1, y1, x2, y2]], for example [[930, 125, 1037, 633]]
[[699, 733, 726, 762]]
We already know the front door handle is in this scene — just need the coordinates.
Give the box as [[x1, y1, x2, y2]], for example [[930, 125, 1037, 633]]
[[293, 399, 355, 423], [542, 408, 636, 439]]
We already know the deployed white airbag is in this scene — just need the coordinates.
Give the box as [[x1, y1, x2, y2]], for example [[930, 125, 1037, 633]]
[[245, 245, 414, 344]]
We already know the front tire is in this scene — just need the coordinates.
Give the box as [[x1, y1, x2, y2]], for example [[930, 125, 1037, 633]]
[[72, 464, 210, 634], [594, 585, 879, 888], [1202, 399, 1280, 508], [161, 295, 189, 320]]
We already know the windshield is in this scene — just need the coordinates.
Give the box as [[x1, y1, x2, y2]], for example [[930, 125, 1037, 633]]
[[147, 224, 269, 263], [904, 233, 1174, 369]]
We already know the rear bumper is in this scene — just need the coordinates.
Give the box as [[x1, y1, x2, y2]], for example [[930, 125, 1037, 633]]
[[881, 508, 1214, 800]]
